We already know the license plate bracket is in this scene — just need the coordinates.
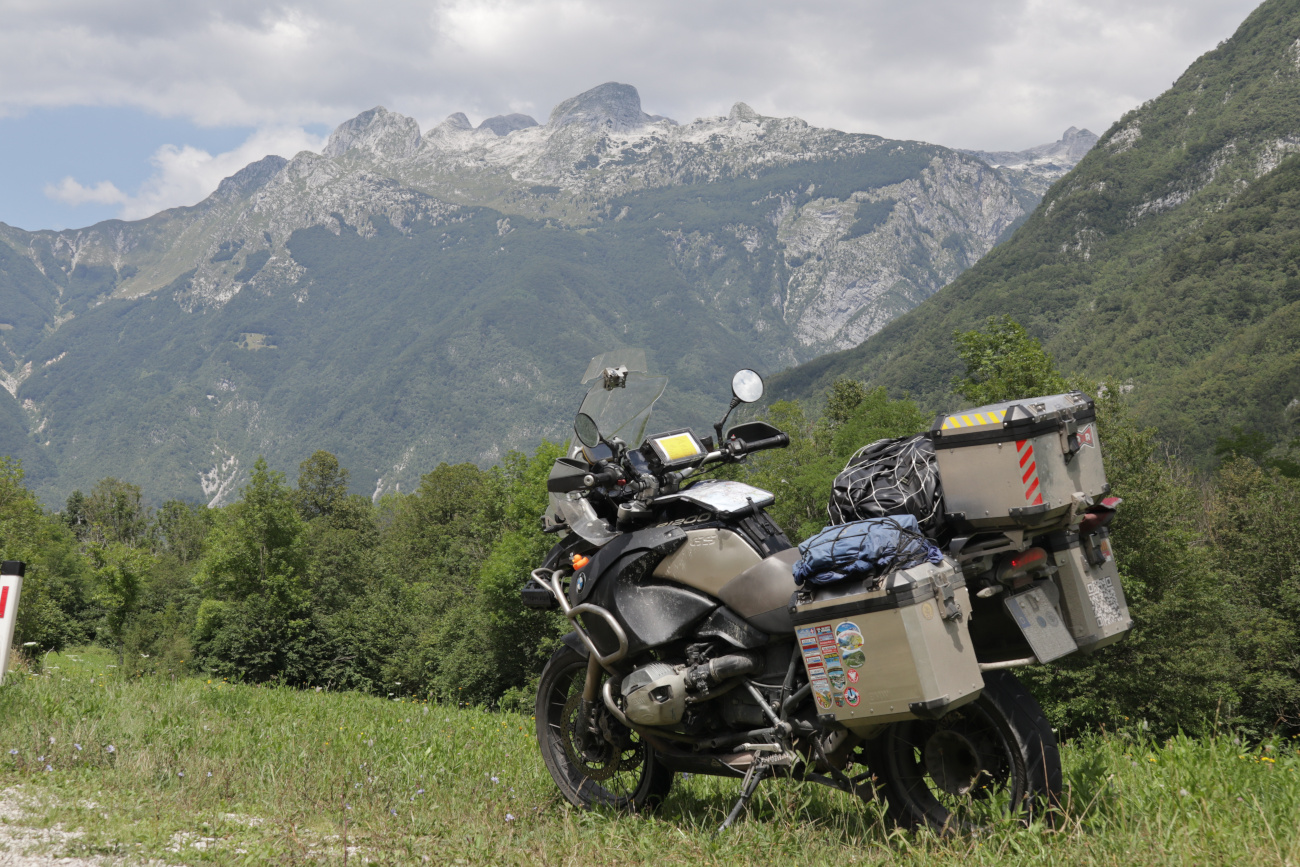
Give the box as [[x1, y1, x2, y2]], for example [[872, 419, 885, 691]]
[[1004, 586, 1077, 662]]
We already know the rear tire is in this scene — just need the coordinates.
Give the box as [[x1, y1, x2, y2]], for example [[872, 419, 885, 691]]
[[864, 671, 1060, 831], [535, 645, 674, 812]]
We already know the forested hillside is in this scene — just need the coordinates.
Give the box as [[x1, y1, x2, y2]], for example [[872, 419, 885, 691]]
[[770, 0, 1300, 466]]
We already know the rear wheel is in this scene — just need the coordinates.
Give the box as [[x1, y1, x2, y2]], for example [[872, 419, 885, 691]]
[[864, 671, 1060, 831], [535, 645, 674, 812]]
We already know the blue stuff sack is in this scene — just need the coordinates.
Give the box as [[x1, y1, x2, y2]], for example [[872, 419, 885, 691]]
[[792, 515, 943, 587]]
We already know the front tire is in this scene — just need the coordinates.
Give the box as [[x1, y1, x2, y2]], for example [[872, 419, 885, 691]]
[[864, 671, 1060, 831], [535, 645, 674, 812]]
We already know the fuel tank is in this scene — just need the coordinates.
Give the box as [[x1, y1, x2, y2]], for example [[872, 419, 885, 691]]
[[651, 529, 763, 596], [716, 548, 800, 636]]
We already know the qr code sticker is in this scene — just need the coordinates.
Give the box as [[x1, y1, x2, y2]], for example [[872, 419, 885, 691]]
[[1087, 576, 1124, 627]]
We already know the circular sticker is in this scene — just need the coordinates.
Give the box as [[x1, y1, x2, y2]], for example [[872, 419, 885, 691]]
[[836, 622, 867, 668], [844, 687, 861, 707], [835, 622, 864, 651], [922, 602, 935, 620]]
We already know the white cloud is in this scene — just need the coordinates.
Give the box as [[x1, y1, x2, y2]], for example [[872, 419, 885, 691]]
[[0, 0, 1265, 151], [44, 126, 326, 220], [45, 177, 128, 207]]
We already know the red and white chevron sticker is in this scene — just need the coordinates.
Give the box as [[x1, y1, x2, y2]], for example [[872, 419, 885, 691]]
[[1016, 439, 1045, 506]]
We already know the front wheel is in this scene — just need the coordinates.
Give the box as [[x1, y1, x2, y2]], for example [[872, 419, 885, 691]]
[[864, 670, 1061, 831], [535, 645, 674, 812]]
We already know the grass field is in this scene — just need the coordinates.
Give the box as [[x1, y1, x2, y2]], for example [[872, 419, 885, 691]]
[[0, 647, 1296, 866]]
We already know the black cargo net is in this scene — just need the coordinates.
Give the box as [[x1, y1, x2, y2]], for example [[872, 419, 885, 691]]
[[827, 434, 945, 538]]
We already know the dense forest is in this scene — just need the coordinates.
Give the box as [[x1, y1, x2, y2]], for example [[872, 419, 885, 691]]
[[1, 319, 1297, 740]]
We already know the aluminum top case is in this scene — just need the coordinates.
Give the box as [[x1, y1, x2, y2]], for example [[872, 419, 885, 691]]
[[792, 557, 983, 732], [930, 392, 1108, 534]]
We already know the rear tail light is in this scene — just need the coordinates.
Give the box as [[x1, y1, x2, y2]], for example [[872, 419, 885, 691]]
[[998, 547, 1049, 587]]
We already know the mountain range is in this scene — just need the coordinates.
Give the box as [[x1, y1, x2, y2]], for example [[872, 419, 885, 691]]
[[0, 82, 1091, 506]]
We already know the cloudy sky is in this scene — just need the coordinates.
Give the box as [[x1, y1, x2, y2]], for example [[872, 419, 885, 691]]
[[0, 0, 1262, 231]]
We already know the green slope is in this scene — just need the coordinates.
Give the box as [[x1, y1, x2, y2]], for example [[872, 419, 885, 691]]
[[769, 0, 1300, 458]]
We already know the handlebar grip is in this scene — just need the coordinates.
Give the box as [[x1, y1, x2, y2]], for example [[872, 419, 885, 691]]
[[583, 466, 624, 487], [730, 433, 790, 455]]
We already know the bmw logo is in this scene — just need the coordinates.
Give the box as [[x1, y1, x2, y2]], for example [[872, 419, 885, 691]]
[[576, 574, 586, 592]]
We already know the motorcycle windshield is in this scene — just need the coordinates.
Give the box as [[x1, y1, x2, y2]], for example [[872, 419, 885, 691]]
[[577, 360, 667, 449]]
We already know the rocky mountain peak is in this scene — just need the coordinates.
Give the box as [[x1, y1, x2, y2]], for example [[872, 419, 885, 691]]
[[547, 82, 671, 132], [215, 155, 289, 199], [477, 113, 539, 136], [728, 102, 761, 122], [324, 107, 422, 160], [441, 112, 473, 131], [1056, 127, 1100, 161]]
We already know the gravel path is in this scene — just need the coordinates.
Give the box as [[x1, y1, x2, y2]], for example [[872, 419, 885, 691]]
[[0, 788, 168, 867]]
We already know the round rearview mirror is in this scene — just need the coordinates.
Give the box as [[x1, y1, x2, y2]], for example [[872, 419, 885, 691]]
[[574, 412, 601, 448], [731, 369, 764, 404]]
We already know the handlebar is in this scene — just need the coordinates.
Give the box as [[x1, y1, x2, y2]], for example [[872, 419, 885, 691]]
[[727, 432, 790, 457]]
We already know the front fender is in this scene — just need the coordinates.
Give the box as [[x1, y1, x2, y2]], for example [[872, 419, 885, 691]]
[[561, 631, 589, 658]]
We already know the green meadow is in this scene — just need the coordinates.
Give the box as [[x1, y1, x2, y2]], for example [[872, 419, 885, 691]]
[[0, 647, 1295, 866]]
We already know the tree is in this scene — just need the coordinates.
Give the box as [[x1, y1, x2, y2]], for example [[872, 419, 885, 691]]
[[149, 500, 213, 564], [194, 457, 316, 681], [295, 450, 350, 520], [1, 458, 92, 653], [198, 457, 307, 606], [89, 542, 151, 649], [953, 315, 1070, 405], [82, 478, 150, 547]]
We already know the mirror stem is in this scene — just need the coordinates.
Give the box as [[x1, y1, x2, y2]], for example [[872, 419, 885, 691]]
[[714, 396, 741, 446]]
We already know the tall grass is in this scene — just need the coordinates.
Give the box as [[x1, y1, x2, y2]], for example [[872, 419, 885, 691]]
[[0, 648, 1296, 865]]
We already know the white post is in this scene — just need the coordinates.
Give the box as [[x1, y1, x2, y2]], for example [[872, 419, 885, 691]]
[[0, 562, 25, 681]]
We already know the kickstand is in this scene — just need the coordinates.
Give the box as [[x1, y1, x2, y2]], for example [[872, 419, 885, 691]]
[[717, 758, 769, 834]]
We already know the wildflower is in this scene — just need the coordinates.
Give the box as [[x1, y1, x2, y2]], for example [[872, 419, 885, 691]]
[[491, 775, 499, 784], [74, 744, 82, 751], [207, 772, 212, 778], [416, 789, 424, 795], [1179, 788, 1190, 797], [390, 809, 397, 816], [506, 814, 516, 822], [178, 772, 184, 778], [36, 756, 44, 763], [106, 745, 116, 754], [48, 737, 55, 745], [43, 765, 51, 772], [7, 750, 16, 756]]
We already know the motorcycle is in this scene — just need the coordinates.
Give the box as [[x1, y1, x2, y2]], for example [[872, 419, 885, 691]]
[[522, 350, 1133, 831]]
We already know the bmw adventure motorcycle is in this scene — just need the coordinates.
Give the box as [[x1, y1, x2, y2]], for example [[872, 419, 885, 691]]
[[522, 350, 1132, 830]]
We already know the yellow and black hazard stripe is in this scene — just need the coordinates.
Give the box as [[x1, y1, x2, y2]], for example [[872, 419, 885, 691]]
[[938, 409, 1006, 431]]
